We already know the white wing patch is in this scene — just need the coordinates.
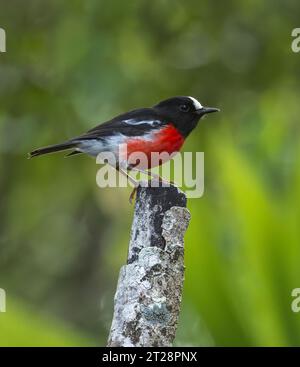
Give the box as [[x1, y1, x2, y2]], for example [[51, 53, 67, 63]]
[[188, 96, 203, 110], [123, 119, 160, 127]]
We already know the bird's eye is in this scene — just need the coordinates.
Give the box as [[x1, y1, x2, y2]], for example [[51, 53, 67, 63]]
[[179, 104, 190, 112]]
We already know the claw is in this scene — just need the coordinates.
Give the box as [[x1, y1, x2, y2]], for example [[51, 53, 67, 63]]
[[128, 177, 176, 204], [129, 187, 138, 204], [129, 180, 149, 203]]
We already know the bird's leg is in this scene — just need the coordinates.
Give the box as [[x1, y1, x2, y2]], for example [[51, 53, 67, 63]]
[[116, 166, 140, 204], [129, 167, 175, 187]]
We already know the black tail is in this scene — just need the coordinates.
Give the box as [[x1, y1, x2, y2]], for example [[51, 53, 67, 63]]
[[29, 141, 77, 158]]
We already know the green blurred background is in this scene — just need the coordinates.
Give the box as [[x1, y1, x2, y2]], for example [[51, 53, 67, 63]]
[[0, 0, 300, 346]]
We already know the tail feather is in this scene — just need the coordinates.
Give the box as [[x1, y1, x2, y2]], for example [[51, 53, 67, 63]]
[[29, 141, 77, 158]]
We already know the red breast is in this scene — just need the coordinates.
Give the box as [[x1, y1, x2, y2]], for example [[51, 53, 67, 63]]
[[124, 124, 185, 168]]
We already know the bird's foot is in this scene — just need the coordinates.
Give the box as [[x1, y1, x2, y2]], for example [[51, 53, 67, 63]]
[[129, 178, 178, 204], [128, 180, 148, 204], [129, 187, 137, 204], [149, 176, 177, 187]]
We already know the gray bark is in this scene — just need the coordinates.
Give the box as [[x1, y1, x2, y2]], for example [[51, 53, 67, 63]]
[[107, 185, 191, 347]]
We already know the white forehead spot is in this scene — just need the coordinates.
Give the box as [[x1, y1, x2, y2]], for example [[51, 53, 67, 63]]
[[188, 96, 203, 110]]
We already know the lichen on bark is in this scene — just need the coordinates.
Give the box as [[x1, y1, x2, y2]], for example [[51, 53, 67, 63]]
[[107, 186, 190, 347]]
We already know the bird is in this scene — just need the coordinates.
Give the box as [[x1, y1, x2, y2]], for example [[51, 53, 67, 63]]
[[29, 96, 219, 201]]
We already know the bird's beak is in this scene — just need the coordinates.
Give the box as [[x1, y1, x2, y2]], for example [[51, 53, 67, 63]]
[[196, 107, 220, 116]]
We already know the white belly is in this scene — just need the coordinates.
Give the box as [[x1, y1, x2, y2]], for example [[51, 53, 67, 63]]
[[77, 134, 127, 157]]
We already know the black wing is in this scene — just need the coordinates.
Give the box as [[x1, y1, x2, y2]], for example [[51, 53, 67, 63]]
[[73, 108, 168, 141]]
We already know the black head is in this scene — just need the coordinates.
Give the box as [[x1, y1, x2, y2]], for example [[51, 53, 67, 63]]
[[153, 96, 219, 137]]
